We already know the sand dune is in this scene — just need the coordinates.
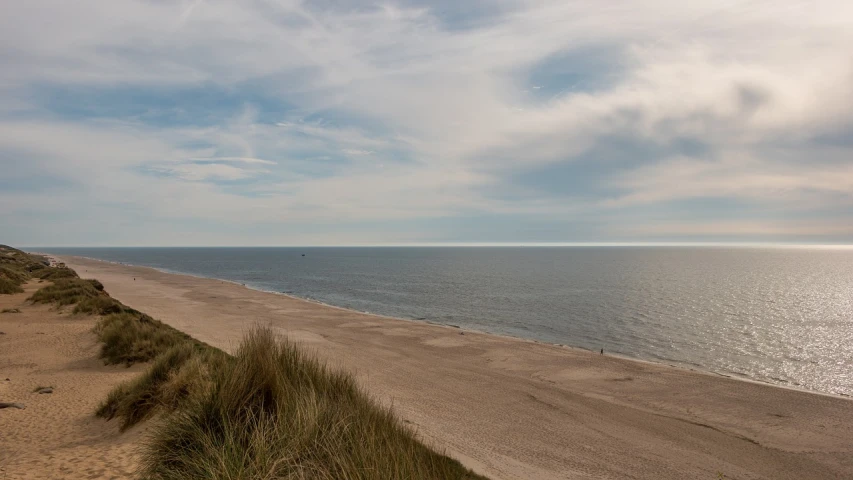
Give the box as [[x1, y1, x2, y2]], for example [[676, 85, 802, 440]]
[[58, 255, 853, 480], [0, 281, 147, 479]]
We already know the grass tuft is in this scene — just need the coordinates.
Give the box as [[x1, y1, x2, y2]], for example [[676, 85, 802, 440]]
[[88, 279, 105, 291], [28, 278, 102, 306], [32, 266, 78, 281], [94, 312, 200, 366], [73, 295, 125, 315], [0, 245, 61, 294], [0, 266, 29, 284], [138, 326, 486, 480], [0, 277, 23, 294], [96, 343, 227, 430]]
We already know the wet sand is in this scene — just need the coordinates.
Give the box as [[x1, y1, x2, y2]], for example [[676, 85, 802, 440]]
[[61, 256, 853, 479]]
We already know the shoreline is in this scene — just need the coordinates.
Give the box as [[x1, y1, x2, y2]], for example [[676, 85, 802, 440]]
[[2, 248, 482, 479], [55, 254, 853, 479], [47, 253, 849, 401]]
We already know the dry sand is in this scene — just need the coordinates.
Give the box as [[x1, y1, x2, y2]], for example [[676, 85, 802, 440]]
[[0, 280, 147, 480], [55, 256, 853, 479]]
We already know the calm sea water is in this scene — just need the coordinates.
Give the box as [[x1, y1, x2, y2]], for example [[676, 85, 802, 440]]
[[43, 247, 853, 396]]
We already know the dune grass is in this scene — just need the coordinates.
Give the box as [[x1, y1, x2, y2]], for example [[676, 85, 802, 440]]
[[0, 245, 50, 293], [89, 297, 485, 479], [0, 265, 29, 284], [136, 327, 485, 480], [23, 264, 201, 367], [94, 311, 203, 366], [32, 267, 79, 281], [96, 342, 228, 430], [0, 277, 23, 294], [0, 245, 51, 294], [22, 257, 79, 281], [26, 274, 140, 317], [73, 295, 125, 315], [28, 277, 103, 306]]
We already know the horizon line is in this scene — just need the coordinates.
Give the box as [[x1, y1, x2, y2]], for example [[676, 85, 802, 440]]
[[24, 242, 853, 249]]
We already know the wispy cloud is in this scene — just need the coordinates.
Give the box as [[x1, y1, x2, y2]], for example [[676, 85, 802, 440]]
[[341, 149, 374, 156], [179, 0, 205, 25], [154, 163, 256, 182], [190, 157, 277, 165]]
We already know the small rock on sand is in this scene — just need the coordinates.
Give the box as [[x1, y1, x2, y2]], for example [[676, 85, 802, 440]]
[[0, 402, 25, 409], [36, 387, 53, 394]]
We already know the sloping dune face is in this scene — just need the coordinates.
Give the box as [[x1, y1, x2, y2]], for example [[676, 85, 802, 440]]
[[0, 281, 146, 479]]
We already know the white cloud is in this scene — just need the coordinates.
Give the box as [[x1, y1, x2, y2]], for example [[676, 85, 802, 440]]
[[341, 149, 374, 156], [1, 0, 852, 243], [190, 157, 277, 165], [605, 151, 853, 208], [617, 220, 853, 239]]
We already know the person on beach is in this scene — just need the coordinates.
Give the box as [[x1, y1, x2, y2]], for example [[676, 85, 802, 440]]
[[600, 348, 603, 355]]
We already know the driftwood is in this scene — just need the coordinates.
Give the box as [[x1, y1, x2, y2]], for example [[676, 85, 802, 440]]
[[0, 402, 25, 409]]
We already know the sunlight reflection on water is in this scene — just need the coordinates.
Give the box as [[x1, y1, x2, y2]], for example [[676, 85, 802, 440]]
[[47, 246, 853, 396]]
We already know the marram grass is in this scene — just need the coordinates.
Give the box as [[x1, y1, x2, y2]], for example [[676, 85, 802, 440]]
[[137, 326, 486, 480]]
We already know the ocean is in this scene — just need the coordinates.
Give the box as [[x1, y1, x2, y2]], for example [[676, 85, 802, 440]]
[[42, 246, 853, 396]]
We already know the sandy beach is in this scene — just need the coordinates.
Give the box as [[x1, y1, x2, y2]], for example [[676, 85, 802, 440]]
[[51, 256, 853, 479], [0, 280, 147, 479]]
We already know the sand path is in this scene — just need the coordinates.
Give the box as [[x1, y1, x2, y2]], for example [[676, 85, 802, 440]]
[[0, 281, 146, 479], [63, 256, 853, 480]]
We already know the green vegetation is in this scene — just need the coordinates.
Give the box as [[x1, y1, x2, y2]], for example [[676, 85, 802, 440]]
[[94, 311, 203, 366], [0, 245, 50, 294], [74, 295, 125, 315], [94, 316, 484, 479], [0, 266, 29, 284], [0, 245, 84, 295], [3, 243, 484, 479], [97, 342, 227, 430], [25, 273, 135, 317], [28, 278, 102, 306], [140, 327, 485, 480], [31, 266, 78, 281], [0, 277, 23, 294]]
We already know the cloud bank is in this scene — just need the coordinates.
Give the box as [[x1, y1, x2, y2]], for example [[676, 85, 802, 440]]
[[1, 0, 852, 245]]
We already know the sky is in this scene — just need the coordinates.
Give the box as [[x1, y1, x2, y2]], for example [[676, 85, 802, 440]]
[[2, 0, 853, 246]]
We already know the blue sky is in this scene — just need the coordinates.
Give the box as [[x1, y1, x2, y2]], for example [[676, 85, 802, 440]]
[[2, 0, 853, 246]]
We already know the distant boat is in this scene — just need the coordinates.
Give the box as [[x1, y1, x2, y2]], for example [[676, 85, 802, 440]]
[[301, 254, 306, 257]]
